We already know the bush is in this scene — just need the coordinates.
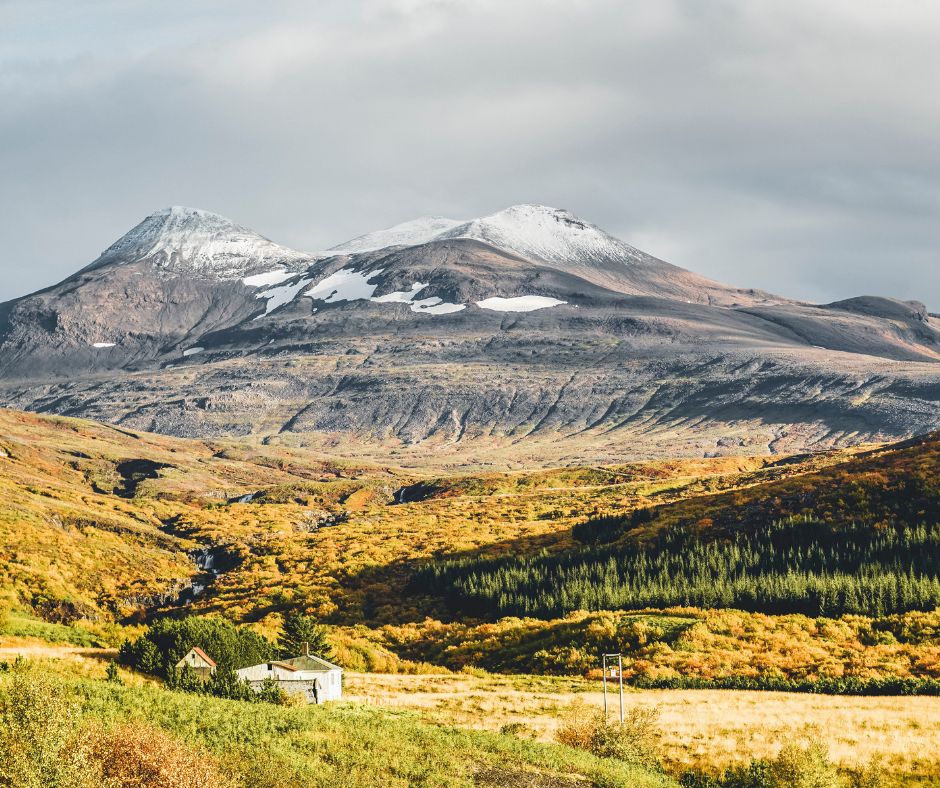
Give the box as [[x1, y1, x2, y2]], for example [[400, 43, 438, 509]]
[[90, 723, 236, 788], [555, 702, 662, 771], [0, 661, 100, 788], [255, 677, 291, 705], [770, 740, 839, 788], [499, 721, 534, 738], [165, 663, 205, 693], [554, 702, 595, 751], [591, 706, 662, 770], [105, 661, 122, 685], [203, 665, 255, 702], [679, 737, 840, 788], [847, 759, 889, 788], [715, 761, 774, 788]]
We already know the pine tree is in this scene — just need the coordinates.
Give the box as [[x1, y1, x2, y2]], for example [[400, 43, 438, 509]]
[[205, 665, 252, 701], [279, 611, 332, 659], [105, 661, 122, 684]]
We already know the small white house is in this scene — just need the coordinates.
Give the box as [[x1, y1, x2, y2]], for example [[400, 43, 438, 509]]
[[175, 646, 216, 681], [236, 649, 343, 704]]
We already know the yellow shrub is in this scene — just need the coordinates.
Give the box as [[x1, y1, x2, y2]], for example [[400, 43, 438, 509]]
[[90, 723, 235, 788]]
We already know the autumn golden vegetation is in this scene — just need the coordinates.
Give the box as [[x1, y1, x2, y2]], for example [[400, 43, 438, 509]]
[[2, 406, 940, 783], [2, 406, 940, 690]]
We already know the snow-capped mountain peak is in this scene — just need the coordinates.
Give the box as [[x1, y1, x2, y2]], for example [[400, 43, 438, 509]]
[[439, 204, 649, 266], [82, 206, 311, 280], [328, 215, 463, 255], [328, 204, 650, 268]]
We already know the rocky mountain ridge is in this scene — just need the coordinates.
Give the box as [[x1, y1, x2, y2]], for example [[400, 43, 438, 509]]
[[0, 204, 937, 465]]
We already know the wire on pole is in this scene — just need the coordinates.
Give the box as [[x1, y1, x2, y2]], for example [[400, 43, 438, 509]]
[[601, 653, 624, 725], [618, 653, 624, 724]]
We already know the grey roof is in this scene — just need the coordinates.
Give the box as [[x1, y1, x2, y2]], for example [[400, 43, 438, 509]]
[[279, 653, 343, 672]]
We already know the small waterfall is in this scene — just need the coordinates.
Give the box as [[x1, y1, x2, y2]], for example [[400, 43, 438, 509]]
[[182, 546, 238, 604], [195, 548, 216, 572]]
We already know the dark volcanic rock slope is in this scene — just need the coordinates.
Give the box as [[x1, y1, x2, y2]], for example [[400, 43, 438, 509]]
[[1, 204, 938, 464]]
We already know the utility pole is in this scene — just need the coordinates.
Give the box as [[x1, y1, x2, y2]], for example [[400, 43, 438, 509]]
[[602, 653, 624, 724]]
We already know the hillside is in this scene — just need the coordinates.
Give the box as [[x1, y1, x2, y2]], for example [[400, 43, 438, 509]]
[[0, 406, 393, 622], [417, 431, 940, 620], [0, 406, 788, 625], [0, 659, 672, 788], [4, 404, 937, 629], [4, 405, 940, 693]]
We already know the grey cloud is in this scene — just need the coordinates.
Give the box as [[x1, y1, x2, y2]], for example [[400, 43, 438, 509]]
[[1, 0, 938, 307]]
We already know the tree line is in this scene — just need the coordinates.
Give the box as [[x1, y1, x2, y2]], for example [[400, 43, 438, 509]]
[[414, 517, 940, 619]]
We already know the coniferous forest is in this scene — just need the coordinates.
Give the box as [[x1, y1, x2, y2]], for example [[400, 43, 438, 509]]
[[417, 517, 940, 619]]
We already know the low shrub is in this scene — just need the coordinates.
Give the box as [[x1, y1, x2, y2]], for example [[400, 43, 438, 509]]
[[679, 736, 842, 788], [770, 740, 839, 788], [90, 723, 236, 788], [555, 701, 662, 771], [499, 721, 534, 738], [0, 661, 99, 788]]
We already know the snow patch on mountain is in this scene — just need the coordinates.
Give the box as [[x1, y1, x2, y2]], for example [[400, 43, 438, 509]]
[[476, 295, 567, 312], [370, 282, 464, 315], [84, 206, 311, 280], [91, 342, 116, 348], [305, 268, 384, 302], [183, 347, 204, 356], [243, 269, 292, 287], [254, 276, 314, 317], [371, 282, 430, 304], [413, 300, 465, 315]]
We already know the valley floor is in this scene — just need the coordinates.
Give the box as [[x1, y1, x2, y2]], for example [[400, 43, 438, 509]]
[[346, 672, 940, 783], [4, 637, 940, 785]]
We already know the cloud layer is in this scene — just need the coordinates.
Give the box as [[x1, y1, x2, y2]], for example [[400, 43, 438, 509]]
[[2, 0, 938, 307]]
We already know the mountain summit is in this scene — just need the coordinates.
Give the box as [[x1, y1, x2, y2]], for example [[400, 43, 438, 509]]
[[0, 204, 938, 463], [81, 206, 311, 280], [328, 204, 625, 263], [330, 204, 766, 306], [440, 204, 642, 265]]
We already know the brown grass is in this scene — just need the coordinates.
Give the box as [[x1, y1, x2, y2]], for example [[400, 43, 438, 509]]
[[344, 671, 940, 781]]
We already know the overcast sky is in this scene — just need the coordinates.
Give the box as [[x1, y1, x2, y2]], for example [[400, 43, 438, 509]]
[[2, 0, 938, 306]]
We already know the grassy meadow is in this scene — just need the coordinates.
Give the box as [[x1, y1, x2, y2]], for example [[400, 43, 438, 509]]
[[0, 653, 673, 787], [344, 670, 940, 784]]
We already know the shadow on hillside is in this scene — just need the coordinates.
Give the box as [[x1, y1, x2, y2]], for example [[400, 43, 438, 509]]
[[336, 527, 574, 627]]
